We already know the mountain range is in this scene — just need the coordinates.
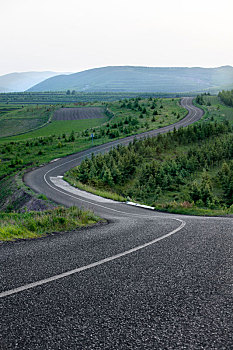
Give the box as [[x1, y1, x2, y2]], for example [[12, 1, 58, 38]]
[[0, 71, 70, 92], [27, 66, 233, 93], [0, 66, 232, 93]]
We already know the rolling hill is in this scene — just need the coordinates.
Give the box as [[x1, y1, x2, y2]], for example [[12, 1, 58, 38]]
[[0, 71, 70, 92], [27, 65, 233, 93]]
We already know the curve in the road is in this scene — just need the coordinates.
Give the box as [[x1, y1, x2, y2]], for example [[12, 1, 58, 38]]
[[1, 99, 233, 349], [0, 97, 199, 297], [24, 97, 204, 215], [0, 97, 203, 299], [0, 218, 185, 298]]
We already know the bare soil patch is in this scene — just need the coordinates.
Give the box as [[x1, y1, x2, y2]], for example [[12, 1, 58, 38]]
[[53, 107, 105, 121]]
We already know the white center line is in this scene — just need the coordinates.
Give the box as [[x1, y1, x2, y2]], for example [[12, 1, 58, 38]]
[[0, 218, 185, 299]]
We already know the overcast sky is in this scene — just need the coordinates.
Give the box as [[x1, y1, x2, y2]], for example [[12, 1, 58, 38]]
[[0, 0, 232, 75]]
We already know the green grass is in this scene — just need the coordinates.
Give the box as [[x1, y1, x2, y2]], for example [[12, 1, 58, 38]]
[[1, 117, 108, 141], [65, 163, 233, 217], [65, 119, 233, 216], [0, 206, 103, 241], [0, 98, 188, 181], [0, 92, 191, 104], [65, 164, 233, 217], [153, 202, 233, 216], [0, 98, 186, 142], [0, 103, 22, 115], [150, 162, 233, 216], [195, 95, 233, 125], [61, 182, 233, 217], [0, 105, 55, 138], [64, 176, 127, 202], [107, 98, 187, 133]]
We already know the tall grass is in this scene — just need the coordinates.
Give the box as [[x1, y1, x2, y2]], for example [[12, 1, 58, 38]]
[[0, 206, 102, 241], [64, 176, 127, 202]]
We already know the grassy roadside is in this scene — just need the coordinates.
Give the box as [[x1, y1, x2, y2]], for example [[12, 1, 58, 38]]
[[0, 96, 209, 241], [0, 206, 103, 241], [64, 172, 233, 216], [65, 116, 233, 217], [64, 175, 127, 202], [64, 177, 233, 217], [153, 201, 233, 216], [194, 95, 233, 125]]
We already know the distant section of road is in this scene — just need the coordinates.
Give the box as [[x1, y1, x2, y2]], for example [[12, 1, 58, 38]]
[[23, 97, 204, 212], [2, 98, 232, 349]]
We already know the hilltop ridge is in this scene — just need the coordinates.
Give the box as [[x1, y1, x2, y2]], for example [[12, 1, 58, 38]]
[[27, 65, 233, 93]]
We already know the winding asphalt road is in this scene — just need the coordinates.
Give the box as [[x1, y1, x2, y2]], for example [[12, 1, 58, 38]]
[[0, 98, 232, 349]]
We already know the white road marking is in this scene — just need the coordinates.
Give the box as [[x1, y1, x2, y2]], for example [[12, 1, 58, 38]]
[[50, 158, 61, 163], [0, 219, 185, 299], [126, 201, 155, 210], [0, 98, 202, 299], [50, 177, 115, 203]]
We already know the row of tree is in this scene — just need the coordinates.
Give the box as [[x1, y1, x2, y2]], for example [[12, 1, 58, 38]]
[[69, 121, 233, 207], [218, 90, 233, 107]]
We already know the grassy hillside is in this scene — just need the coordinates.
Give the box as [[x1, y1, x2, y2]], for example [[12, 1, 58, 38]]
[[1, 118, 108, 141], [0, 105, 55, 138], [195, 94, 233, 125], [0, 98, 185, 179], [0, 96, 187, 240], [28, 66, 233, 93], [66, 120, 233, 216], [0, 91, 192, 104]]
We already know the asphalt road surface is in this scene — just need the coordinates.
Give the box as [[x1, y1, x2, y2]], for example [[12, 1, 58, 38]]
[[0, 98, 232, 349]]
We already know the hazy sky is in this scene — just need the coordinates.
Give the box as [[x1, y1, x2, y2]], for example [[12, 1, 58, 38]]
[[1, 0, 232, 75]]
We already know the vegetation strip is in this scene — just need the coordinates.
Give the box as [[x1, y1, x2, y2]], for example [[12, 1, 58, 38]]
[[0, 97, 186, 180], [66, 114, 233, 216], [0, 93, 232, 243], [0, 206, 102, 241]]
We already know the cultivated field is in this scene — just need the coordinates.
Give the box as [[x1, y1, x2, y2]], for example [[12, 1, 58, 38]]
[[53, 107, 105, 120], [0, 105, 53, 138]]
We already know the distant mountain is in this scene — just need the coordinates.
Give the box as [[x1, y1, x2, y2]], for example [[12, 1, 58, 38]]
[[27, 66, 233, 93], [0, 71, 70, 92]]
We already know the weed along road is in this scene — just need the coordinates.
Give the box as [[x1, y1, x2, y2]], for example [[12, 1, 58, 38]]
[[0, 98, 232, 349]]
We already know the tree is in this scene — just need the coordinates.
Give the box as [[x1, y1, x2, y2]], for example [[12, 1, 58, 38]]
[[102, 167, 114, 186], [69, 130, 75, 142]]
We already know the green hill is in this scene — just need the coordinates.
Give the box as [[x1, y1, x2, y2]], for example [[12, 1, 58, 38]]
[[28, 65, 233, 93]]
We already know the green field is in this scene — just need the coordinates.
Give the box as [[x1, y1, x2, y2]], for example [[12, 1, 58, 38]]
[[0, 103, 21, 115], [195, 95, 233, 125], [0, 96, 188, 240], [1, 93, 232, 241], [105, 97, 186, 134], [1, 117, 108, 142], [0, 98, 188, 182], [0, 105, 55, 138], [0, 97, 186, 141], [0, 91, 192, 104]]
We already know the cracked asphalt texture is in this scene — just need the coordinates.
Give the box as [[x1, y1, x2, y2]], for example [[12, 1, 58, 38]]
[[0, 98, 232, 349]]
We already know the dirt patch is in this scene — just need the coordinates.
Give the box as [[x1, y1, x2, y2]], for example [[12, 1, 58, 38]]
[[0, 176, 55, 213], [53, 107, 105, 121]]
